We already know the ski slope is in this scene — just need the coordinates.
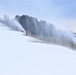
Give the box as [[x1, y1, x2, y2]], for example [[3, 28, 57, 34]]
[[0, 23, 76, 75]]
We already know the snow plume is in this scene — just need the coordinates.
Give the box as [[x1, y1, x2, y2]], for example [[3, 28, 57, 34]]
[[16, 15, 76, 50], [0, 15, 26, 33]]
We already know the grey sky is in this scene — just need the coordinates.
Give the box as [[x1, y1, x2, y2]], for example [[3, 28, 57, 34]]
[[0, 0, 76, 32]]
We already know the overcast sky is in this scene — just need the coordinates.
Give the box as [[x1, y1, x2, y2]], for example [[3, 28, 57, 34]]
[[0, 0, 76, 32]]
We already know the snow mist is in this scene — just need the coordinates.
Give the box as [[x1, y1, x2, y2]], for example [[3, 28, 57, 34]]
[[16, 15, 76, 50], [0, 15, 26, 33]]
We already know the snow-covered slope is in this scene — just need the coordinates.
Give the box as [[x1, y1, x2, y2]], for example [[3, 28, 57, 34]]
[[0, 23, 76, 75], [0, 15, 76, 50]]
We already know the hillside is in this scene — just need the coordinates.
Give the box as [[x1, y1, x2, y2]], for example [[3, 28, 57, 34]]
[[0, 23, 76, 75]]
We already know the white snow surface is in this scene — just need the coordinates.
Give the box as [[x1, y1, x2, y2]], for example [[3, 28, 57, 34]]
[[0, 23, 76, 75]]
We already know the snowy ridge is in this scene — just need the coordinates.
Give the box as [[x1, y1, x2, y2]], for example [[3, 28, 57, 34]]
[[0, 15, 76, 50]]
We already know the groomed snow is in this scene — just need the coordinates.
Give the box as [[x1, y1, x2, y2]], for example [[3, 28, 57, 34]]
[[0, 25, 76, 75]]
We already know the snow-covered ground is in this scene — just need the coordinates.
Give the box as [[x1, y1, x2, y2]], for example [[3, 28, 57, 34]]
[[0, 23, 76, 75], [1, 15, 76, 50]]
